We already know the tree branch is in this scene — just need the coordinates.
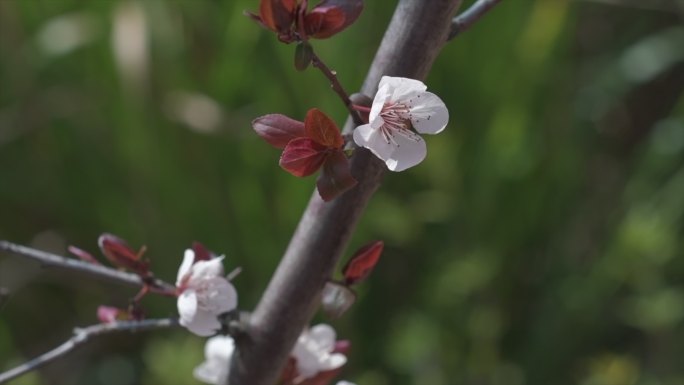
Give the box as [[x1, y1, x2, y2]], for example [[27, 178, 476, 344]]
[[0, 318, 179, 384], [448, 0, 503, 40], [311, 52, 364, 126], [0, 240, 175, 293], [227, 1, 463, 384]]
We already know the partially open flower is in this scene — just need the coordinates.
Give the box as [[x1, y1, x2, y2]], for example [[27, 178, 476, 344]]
[[292, 324, 347, 379], [176, 249, 238, 336], [194, 335, 235, 384], [353, 76, 449, 171]]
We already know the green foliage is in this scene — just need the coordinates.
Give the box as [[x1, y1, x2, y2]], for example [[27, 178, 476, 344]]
[[1, 0, 683, 384]]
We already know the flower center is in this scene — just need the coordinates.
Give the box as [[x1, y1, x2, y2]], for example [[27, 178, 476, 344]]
[[379, 102, 421, 146]]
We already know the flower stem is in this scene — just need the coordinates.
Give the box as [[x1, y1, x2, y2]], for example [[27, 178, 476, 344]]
[[310, 51, 364, 126]]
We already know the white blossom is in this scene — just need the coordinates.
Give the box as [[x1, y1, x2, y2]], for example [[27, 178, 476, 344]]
[[194, 335, 235, 384], [292, 324, 347, 379], [353, 76, 449, 171], [336, 382, 357, 385], [176, 249, 238, 336]]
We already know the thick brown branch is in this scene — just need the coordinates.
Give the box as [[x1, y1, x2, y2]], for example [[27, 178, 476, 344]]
[[0, 240, 175, 293], [448, 0, 503, 40], [0, 318, 179, 384], [227, 1, 462, 384]]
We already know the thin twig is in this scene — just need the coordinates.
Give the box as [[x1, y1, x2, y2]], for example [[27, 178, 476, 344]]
[[448, 0, 503, 40], [0, 241, 176, 293], [0, 318, 179, 384], [311, 52, 365, 126]]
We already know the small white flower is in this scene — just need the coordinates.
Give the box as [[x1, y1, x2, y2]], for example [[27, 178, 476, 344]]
[[336, 382, 357, 385], [353, 76, 449, 171], [176, 249, 238, 336], [292, 324, 347, 379], [194, 335, 235, 384]]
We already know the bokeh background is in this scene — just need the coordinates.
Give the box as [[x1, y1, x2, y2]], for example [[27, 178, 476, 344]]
[[1, 0, 684, 384]]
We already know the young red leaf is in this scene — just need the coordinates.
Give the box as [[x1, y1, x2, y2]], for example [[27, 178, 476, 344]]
[[280, 137, 328, 177], [304, 108, 344, 148], [259, 0, 298, 34], [294, 41, 314, 71], [253, 114, 306, 148], [305, 0, 363, 39], [191, 241, 213, 262], [342, 240, 383, 285], [316, 150, 357, 201], [98, 233, 149, 274]]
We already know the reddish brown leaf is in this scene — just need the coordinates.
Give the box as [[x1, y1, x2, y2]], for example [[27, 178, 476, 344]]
[[280, 137, 328, 177], [305, 0, 363, 39], [98, 233, 149, 274], [191, 242, 213, 262], [259, 0, 298, 34], [316, 150, 357, 201], [304, 108, 343, 148], [343, 240, 383, 285], [253, 114, 306, 148]]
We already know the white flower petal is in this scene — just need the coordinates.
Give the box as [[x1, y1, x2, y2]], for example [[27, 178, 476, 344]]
[[354, 124, 427, 171], [379, 76, 427, 101], [191, 257, 225, 280], [205, 335, 235, 361], [183, 309, 222, 336], [194, 335, 234, 384], [176, 249, 195, 285], [201, 277, 238, 314], [309, 324, 336, 352], [353, 124, 396, 163], [408, 91, 449, 134], [319, 352, 347, 371], [194, 359, 227, 385], [369, 83, 392, 125], [178, 289, 198, 321], [336, 381, 357, 385]]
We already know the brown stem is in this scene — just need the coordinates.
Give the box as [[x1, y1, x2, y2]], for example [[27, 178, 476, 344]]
[[448, 0, 504, 40], [0, 240, 176, 294], [0, 318, 179, 384], [311, 52, 364, 126], [227, 1, 462, 384]]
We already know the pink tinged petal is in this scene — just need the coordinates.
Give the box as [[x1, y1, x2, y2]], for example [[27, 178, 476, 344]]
[[184, 309, 222, 336], [176, 249, 195, 285], [354, 124, 427, 172], [408, 91, 449, 134], [369, 83, 392, 125], [384, 131, 427, 171], [191, 257, 225, 280], [178, 289, 198, 321], [353, 124, 396, 162], [201, 277, 238, 314]]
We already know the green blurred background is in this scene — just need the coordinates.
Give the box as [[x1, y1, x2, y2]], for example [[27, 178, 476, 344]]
[[1, 0, 684, 384]]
